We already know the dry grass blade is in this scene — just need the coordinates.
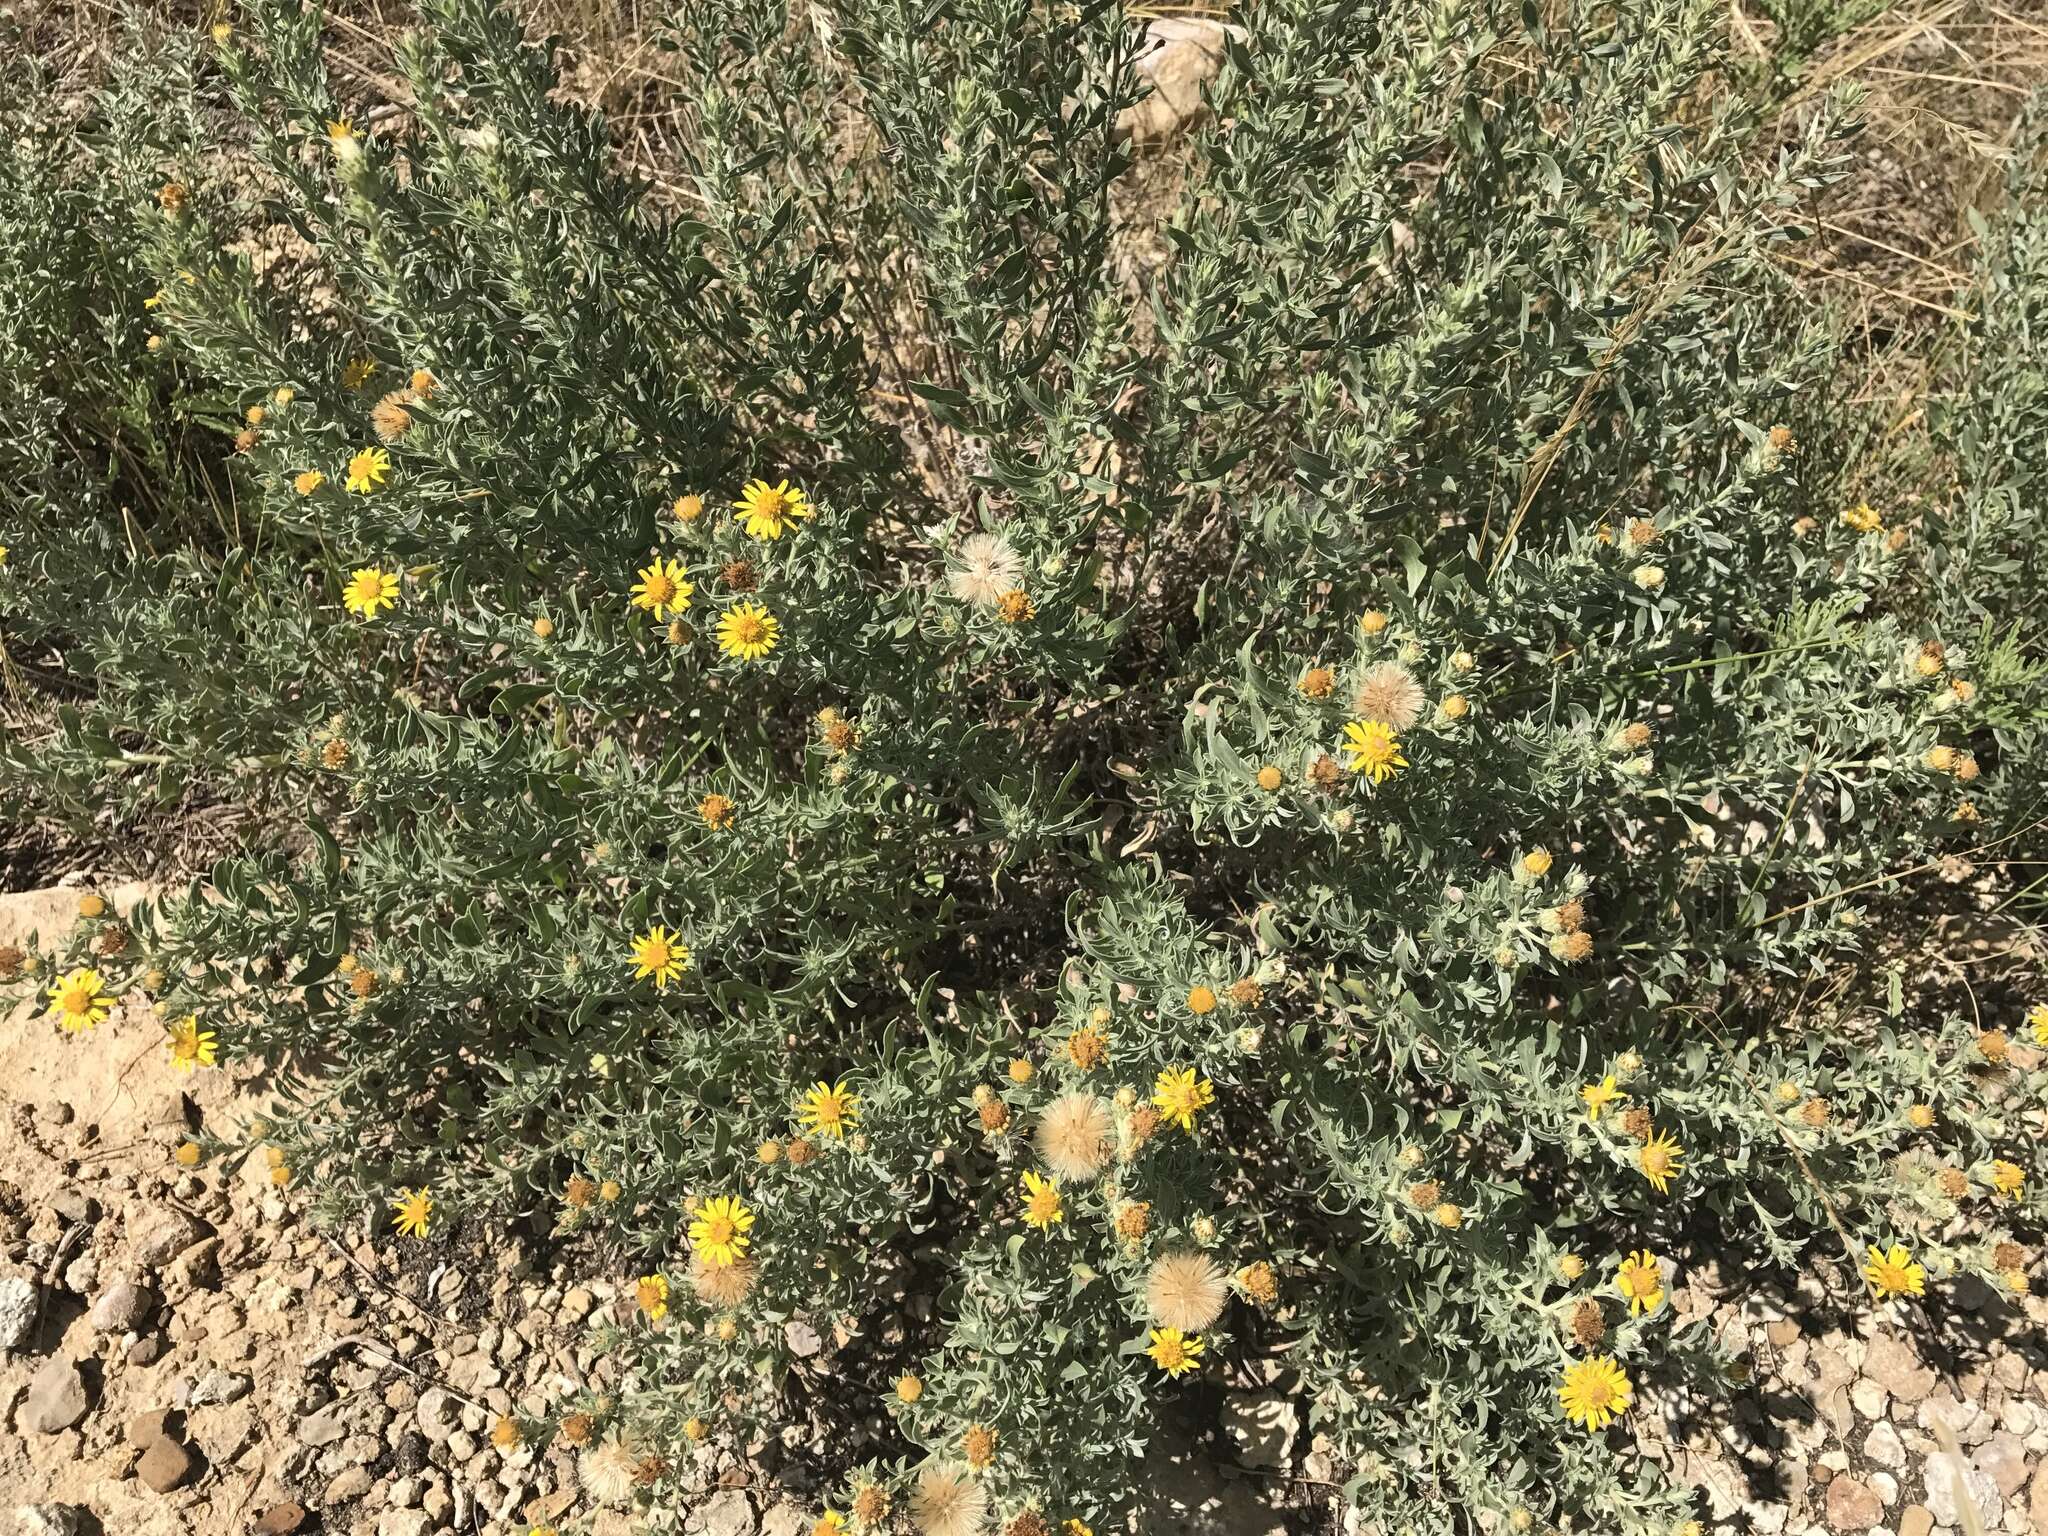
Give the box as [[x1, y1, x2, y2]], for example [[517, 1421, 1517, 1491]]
[[1927, 1415, 1988, 1536]]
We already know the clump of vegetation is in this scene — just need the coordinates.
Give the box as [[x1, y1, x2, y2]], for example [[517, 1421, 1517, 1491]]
[[2, 2, 2042, 1532]]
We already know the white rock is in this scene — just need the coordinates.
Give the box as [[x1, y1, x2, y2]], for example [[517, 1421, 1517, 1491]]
[[1923, 1460, 2000, 1529], [1221, 1390, 1298, 1469], [0, 1277, 37, 1352]]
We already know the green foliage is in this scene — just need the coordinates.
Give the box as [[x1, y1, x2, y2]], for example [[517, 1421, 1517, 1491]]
[[2, 4, 2043, 1534]]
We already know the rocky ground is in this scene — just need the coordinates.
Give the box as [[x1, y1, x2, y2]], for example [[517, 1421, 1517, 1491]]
[[2, 881, 2045, 1536]]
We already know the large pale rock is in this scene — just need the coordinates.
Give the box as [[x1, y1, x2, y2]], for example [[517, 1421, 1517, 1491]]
[[1121, 19, 1244, 142], [0, 1276, 37, 1352], [1825, 1476, 1882, 1532], [1924, 1456, 2001, 1529], [686, 1489, 755, 1536], [21, 1356, 89, 1434], [127, 1207, 208, 1271], [90, 1278, 155, 1333], [1863, 1335, 1937, 1403], [1221, 1390, 1298, 1469]]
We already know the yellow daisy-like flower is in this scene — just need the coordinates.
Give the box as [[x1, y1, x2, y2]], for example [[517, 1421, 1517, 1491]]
[[391, 1186, 433, 1238], [1151, 1066, 1214, 1133], [48, 968, 115, 1033], [630, 926, 691, 990], [1146, 1327, 1204, 1378], [1558, 1355, 1633, 1431], [630, 556, 694, 621], [2029, 1003, 2048, 1046], [294, 470, 326, 496], [635, 1273, 670, 1321], [1021, 1170, 1065, 1230], [164, 1014, 218, 1073], [688, 1194, 755, 1268], [342, 566, 400, 619], [1862, 1244, 1925, 1299], [1638, 1128, 1684, 1195], [797, 1079, 859, 1139], [717, 601, 781, 662], [733, 478, 811, 540], [1614, 1250, 1664, 1315], [1340, 718, 1407, 784], [813, 1514, 847, 1536], [1988, 1159, 2024, 1199], [1580, 1076, 1625, 1123], [345, 446, 390, 493], [340, 351, 374, 386]]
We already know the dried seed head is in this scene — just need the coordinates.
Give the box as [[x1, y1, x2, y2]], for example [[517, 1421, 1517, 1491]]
[[1352, 662, 1425, 730], [370, 390, 414, 442], [1570, 1298, 1606, 1349], [1146, 1251, 1229, 1330]]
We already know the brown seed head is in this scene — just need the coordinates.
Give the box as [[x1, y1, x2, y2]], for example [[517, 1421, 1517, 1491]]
[[1571, 1298, 1606, 1349], [719, 558, 758, 593], [371, 391, 414, 442]]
